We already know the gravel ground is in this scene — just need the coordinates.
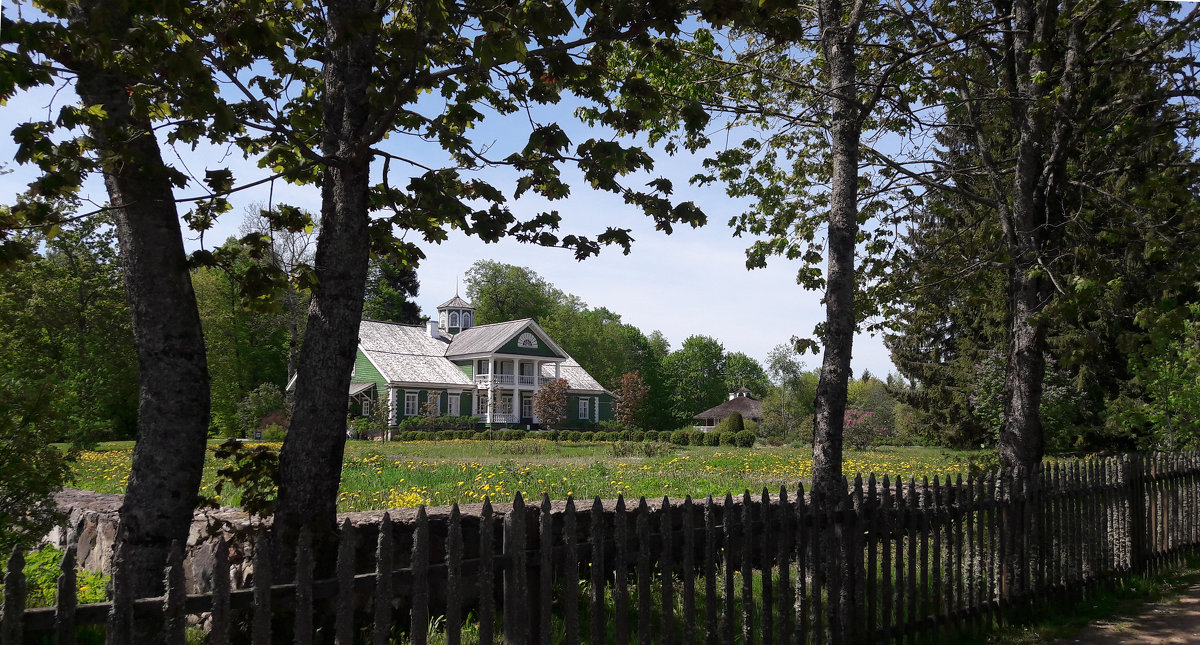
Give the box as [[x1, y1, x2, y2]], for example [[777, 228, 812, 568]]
[[1052, 585, 1200, 644]]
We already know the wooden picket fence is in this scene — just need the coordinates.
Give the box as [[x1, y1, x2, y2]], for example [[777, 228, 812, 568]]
[[4, 453, 1200, 644]]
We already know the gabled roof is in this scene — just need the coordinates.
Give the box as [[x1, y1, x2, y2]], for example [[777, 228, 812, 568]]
[[693, 396, 764, 421], [358, 320, 472, 386], [438, 294, 474, 309], [544, 359, 606, 393], [444, 319, 568, 359]]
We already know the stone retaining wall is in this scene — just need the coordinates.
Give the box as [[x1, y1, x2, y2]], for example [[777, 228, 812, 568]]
[[45, 489, 725, 595]]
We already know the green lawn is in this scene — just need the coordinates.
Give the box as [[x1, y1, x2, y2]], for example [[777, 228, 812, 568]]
[[68, 439, 978, 513]]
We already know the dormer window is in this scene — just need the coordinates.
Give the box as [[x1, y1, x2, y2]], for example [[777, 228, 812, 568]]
[[462, 312, 472, 329], [450, 311, 460, 327]]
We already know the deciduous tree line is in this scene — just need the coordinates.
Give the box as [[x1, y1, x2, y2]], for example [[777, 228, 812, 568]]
[[1, 0, 1196, 605], [465, 259, 772, 428]]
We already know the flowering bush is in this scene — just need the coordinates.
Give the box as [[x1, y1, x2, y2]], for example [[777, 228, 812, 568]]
[[844, 409, 883, 450]]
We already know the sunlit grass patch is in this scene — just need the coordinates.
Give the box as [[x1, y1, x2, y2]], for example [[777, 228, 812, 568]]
[[67, 440, 977, 512]]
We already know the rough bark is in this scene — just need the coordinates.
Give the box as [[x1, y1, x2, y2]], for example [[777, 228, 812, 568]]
[[996, 0, 1068, 473], [811, 0, 862, 503], [70, 3, 211, 599], [272, 0, 378, 569]]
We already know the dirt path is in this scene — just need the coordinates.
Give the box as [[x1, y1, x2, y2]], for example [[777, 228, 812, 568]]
[[1052, 585, 1200, 644]]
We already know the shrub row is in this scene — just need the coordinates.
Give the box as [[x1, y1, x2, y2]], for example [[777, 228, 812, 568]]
[[386, 427, 756, 447], [395, 415, 480, 432]]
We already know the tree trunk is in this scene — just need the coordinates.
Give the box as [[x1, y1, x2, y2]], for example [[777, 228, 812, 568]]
[[811, 0, 861, 503], [72, 5, 211, 599], [997, 0, 1056, 473], [272, 0, 378, 568]]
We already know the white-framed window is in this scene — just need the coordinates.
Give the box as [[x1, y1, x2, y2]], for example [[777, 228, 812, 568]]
[[478, 360, 489, 375], [477, 395, 488, 415], [361, 398, 371, 417], [499, 395, 513, 415], [463, 312, 472, 328], [578, 398, 589, 420], [449, 393, 460, 416], [521, 396, 533, 420], [404, 392, 418, 416], [450, 311, 459, 327]]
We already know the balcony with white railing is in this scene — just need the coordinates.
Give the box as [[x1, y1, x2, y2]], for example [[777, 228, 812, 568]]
[[473, 366, 560, 389], [474, 373, 516, 388]]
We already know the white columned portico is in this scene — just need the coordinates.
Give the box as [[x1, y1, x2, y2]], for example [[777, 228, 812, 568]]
[[532, 359, 543, 424], [388, 386, 398, 431], [487, 357, 495, 424]]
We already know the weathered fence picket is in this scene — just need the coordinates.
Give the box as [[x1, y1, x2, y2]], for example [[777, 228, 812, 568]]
[[704, 495, 718, 645], [56, 546, 78, 645], [562, 498, 578, 645], [661, 496, 674, 645], [336, 520, 356, 645], [251, 527, 271, 645], [479, 500, 496, 645], [591, 497, 606, 645], [445, 506, 463, 645], [294, 529, 313, 645], [614, 495, 630, 645], [681, 495, 696, 645], [638, 497, 652, 645]]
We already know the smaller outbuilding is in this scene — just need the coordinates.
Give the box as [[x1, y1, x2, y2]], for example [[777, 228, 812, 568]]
[[693, 387, 763, 429]]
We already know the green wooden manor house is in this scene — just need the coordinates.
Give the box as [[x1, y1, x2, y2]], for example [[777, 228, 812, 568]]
[[345, 292, 615, 428]]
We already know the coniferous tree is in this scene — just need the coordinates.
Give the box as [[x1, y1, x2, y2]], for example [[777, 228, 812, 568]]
[[362, 256, 422, 324]]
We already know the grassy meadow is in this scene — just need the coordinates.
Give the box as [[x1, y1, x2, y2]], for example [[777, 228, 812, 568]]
[[69, 439, 979, 513]]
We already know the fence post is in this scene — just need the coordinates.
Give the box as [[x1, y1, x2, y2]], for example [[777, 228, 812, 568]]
[[164, 540, 187, 645], [503, 494, 530, 645], [2, 547, 25, 645], [1127, 456, 1147, 574], [56, 545, 79, 645], [412, 507, 431, 645], [107, 540, 132, 645], [336, 520, 357, 645], [252, 527, 272, 645], [590, 497, 606, 645], [373, 513, 394, 645]]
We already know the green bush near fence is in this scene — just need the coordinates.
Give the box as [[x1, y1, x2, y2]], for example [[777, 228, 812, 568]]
[[351, 423, 765, 450], [0, 546, 108, 609]]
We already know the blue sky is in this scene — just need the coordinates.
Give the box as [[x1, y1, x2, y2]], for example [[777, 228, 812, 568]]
[[0, 3, 898, 379]]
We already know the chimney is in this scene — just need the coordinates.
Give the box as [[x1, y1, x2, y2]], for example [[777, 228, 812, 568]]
[[427, 320, 440, 339]]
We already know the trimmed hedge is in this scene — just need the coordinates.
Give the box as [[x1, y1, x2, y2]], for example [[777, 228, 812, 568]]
[[363, 423, 764, 447], [396, 415, 479, 432]]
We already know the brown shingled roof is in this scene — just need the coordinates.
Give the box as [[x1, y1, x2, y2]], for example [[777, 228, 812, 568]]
[[692, 395, 764, 421]]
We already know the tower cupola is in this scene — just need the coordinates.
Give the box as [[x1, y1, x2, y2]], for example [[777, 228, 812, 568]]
[[437, 291, 475, 336]]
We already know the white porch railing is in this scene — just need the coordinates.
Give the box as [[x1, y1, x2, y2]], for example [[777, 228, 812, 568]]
[[474, 374, 516, 387], [487, 413, 518, 423], [474, 372, 558, 388]]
